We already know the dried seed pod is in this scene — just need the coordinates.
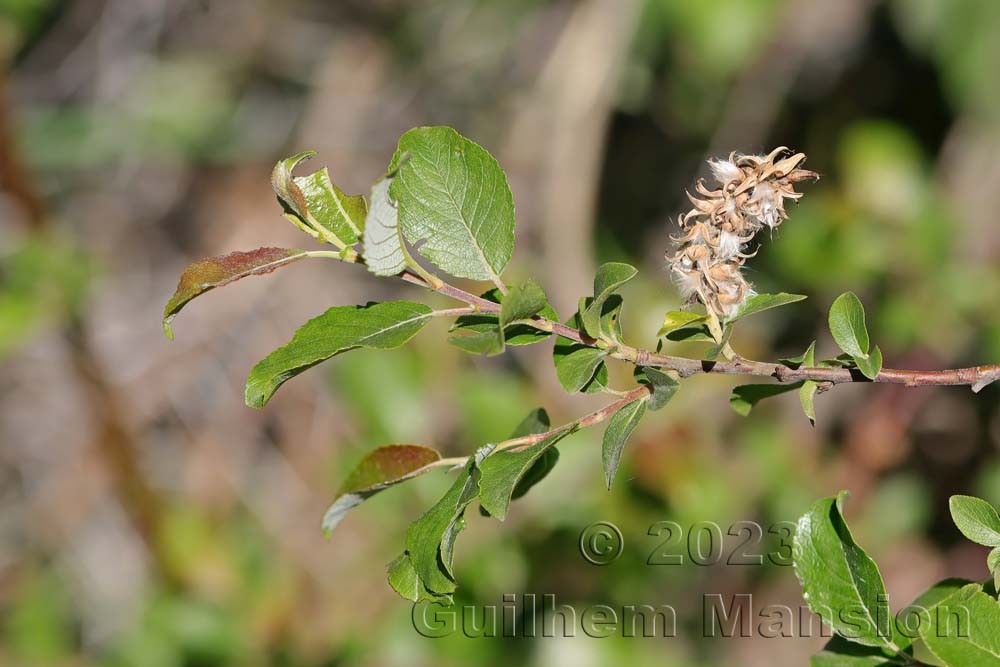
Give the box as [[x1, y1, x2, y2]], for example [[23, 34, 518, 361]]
[[665, 148, 818, 319]]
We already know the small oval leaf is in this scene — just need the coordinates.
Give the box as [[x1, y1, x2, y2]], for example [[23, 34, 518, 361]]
[[949, 495, 1000, 547], [829, 292, 871, 359]]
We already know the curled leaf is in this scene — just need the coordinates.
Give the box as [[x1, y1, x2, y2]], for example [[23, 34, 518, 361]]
[[163, 247, 307, 339]]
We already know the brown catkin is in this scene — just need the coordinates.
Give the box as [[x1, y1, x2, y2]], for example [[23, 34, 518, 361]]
[[665, 147, 818, 319]]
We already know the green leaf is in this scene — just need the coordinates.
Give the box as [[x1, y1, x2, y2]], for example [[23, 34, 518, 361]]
[[664, 323, 716, 342], [245, 301, 433, 408], [727, 292, 807, 323], [635, 366, 680, 411], [553, 312, 608, 393], [829, 292, 871, 359], [478, 431, 569, 520], [800, 381, 819, 425], [920, 584, 1000, 666], [387, 553, 451, 604], [404, 445, 494, 596], [793, 492, 899, 650], [897, 578, 972, 652], [949, 495, 1000, 547], [555, 347, 607, 394], [449, 288, 557, 354], [810, 636, 900, 666], [657, 310, 707, 337], [362, 178, 407, 277], [271, 151, 365, 247], [322, 445, 441, 536], [293, 167, 366, 246], [581, 263, 637, 338], [163, 248, 308, 339], [477, 408, 558, 518], [497, 279, 548, 350], [730, 382, 804, 416], [390, 126, 514, 282], [855, 345, 883, 380], [781, 341, 817, 369], [602, 397, 648, 489], [989, 547, 1000, 593]]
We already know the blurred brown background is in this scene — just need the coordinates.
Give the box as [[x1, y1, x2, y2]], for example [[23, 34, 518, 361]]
[[2, 0, 1000, 665]]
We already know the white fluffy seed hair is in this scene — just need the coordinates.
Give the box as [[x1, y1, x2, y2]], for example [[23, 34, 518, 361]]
[[665, 148, 817, 319]]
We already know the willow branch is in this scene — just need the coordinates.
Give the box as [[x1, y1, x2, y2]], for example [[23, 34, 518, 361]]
[[395, 268, 1000, 391]]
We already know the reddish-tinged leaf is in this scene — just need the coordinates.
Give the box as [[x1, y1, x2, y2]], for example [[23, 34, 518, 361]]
[[322, 445, 442, 536], [163, 247, 307, 339]]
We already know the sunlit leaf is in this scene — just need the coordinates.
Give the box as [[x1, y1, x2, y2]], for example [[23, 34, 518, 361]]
[[727, 292, 807, 323], [657, 310, 707, 337], [919, 584, 1000, 666], [245, 301, 433, 407], [390, 126, 514, 281], [855, 345, 883, 380], [949, 495, 1000, 547], [829, 292, 871, 359], [793, 492, 899, 650]]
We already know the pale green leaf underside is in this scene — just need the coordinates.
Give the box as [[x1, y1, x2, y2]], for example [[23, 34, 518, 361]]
[[582, 262, 637, 337], [390, 126, 514, 281], [363, 178, 407, 277], [245, 301, 433, 408]]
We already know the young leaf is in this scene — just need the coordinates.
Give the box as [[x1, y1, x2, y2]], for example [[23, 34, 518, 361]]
[[387, 553, 450, 604], [321, 445, 441, 536], [780, 341, 817, 369], [829, 292, 871, 359], [390, 127, 514, 282], [896, 578, 973, 653], [919, 584, 1000, 666], [810, 635, 899, 667], [163, 248, 308, 339], [293, 167, 366, 246], [602, 396, 648, 489], [664, 323, 716, 342], [726, 292, 807, 323], [657, 310, 707, 337], [362, 178, 408, 277], [478, 430, 569, 520], [793, 492, 899, 651], [635, 366, 680, 411], [581, 263, 637, 338], [730, 382, 804, 416], [496, 279, 548, 350], [855, 345, 883, 380], [245, 301, 433, 408], [553, 311, 609, 393], [555, 347, 607, 394], [404, 445, 494, 596], [949, 495, 1000, 547], [449, 288, 557, 353], [272, 152, 365, 247], [800, 380, 819, 425]]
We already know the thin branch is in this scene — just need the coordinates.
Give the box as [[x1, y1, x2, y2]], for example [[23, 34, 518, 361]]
[[394, 267, 1000, 391]]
